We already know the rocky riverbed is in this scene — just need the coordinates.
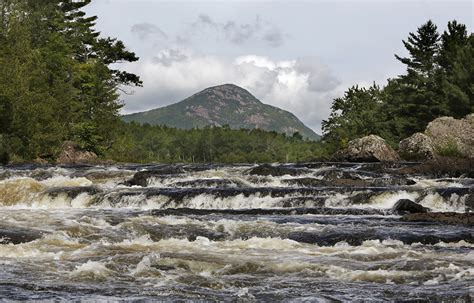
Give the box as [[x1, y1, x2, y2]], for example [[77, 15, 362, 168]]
[[0, 162, 472, 301]]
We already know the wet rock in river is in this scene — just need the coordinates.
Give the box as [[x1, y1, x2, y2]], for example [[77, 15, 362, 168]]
[[288, 230, 378, 246], [170, 178, 243, 188], [335, 135, 400, 162], [45, 186, 101, 199], [391, 199, 429, 215], [247, 164, 306, 176], [397, 157, 474, 178], [0, 226, 44, 244], [402, 212, 474, 226], [125, 166, 186, 187], [29, 169, 54, 181], [466, 194, 474, 212]]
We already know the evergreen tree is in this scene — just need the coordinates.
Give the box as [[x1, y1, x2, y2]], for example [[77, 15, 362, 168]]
[[387, 20, 446, 136], [437, 21, 473, 117], [0, 0, 141, 161]]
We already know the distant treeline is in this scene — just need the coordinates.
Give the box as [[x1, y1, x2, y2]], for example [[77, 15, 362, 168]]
[[107, 122, 324, 163], [322, 20, 473, 152]]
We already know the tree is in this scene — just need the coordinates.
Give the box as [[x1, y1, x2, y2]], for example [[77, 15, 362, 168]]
[[322, 84, 390, 151], [386, 20, 447, 136], [395, 20, 440, 77], [437, 21, 473, 117], [0, 0, 141, 161]]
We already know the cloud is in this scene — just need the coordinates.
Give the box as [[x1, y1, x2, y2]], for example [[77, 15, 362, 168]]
[[121, 50, 343, 133], [152, 48, 189, 67], [131, 23, 168, 41], [295, 58, 340, 92], [180, 14, 286, 48]]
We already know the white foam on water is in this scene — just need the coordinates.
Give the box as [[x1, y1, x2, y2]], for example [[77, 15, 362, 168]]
[[41, 176, 93, 187], [415, 178, 465, 188], [418, 192, 466, 212], [71, 260, 111, 280], [144, 193, 287, 210], [131, 253, 161, 276], [364, 191, 420, 209], [224, 237, 302, 250], [0, 242, 60, 259]]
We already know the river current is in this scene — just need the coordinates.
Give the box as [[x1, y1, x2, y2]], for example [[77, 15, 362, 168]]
[[0, 163, 472, 301]]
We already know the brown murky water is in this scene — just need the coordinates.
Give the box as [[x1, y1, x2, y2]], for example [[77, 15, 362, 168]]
[[0, 163, 472, 301]]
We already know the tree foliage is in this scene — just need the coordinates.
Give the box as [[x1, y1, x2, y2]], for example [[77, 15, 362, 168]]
[[107, 123, 325, 164], [0, 0, 141, 161], [322, 20, 473, 151]]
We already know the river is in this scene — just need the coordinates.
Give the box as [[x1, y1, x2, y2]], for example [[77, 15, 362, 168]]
[[0, 163, 472, 301]]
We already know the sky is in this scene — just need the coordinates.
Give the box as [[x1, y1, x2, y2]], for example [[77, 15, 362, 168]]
[[85, 0, 473, 133]]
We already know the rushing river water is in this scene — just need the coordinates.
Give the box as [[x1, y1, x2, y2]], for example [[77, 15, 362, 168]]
[[0, 163, 472, 301]]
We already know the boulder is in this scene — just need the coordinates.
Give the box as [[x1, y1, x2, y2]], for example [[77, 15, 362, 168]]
[[337, 135, 400, 162], [125, 166, 186, 187], [56, 141, 98, 165], [398, 133, 435, 160], [0, 226, 44, 244], [391, 199, 429, 215], [425, 114, 474, 158], [402, 212, 474, 226]]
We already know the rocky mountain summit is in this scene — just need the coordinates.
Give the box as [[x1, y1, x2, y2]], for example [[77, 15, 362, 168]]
[[123, 84, 320, 140]]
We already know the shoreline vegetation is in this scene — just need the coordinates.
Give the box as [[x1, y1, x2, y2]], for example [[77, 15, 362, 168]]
[[0, 1, 472, 165]]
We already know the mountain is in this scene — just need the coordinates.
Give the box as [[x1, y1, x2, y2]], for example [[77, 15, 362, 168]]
[[123, 84, 320, 140]]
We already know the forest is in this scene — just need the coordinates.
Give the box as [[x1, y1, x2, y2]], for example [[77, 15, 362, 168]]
[[322, 20, 473, 152], [0, 0, 472, 164]]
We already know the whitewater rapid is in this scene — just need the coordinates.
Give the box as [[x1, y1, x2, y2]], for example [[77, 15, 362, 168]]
[[0, 163, 472, 301]]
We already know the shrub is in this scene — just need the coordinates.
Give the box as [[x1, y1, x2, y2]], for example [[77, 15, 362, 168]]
[[436, 139, 464, 158]]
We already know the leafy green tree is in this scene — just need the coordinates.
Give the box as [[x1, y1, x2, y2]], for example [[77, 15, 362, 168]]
[[322, 84, 389, 151]]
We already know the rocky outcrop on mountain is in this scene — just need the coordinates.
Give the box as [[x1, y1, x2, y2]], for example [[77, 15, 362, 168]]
[[123, 84, 320, 140], [56, 141, 98, 165], [336, 135, 400, 162]]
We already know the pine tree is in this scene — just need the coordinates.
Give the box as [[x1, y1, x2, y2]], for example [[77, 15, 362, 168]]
[[387, 20, 448, 136], [437, 21, 473, 117]]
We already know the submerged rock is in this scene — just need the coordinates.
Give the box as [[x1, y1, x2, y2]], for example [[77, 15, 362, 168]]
[[398, 133, 435, 160], [125, 166, 186, 187], [402, 212, 474, 226], [391, 199, 429, 215], [45, 186, 101, 199], [336, 135, 400, 162], [397, 157, 474, 178], [170, 178, 243, 188], [56, 141, 98, 165], [247, 164, 305, 176], [0, 226, 44, 244]]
